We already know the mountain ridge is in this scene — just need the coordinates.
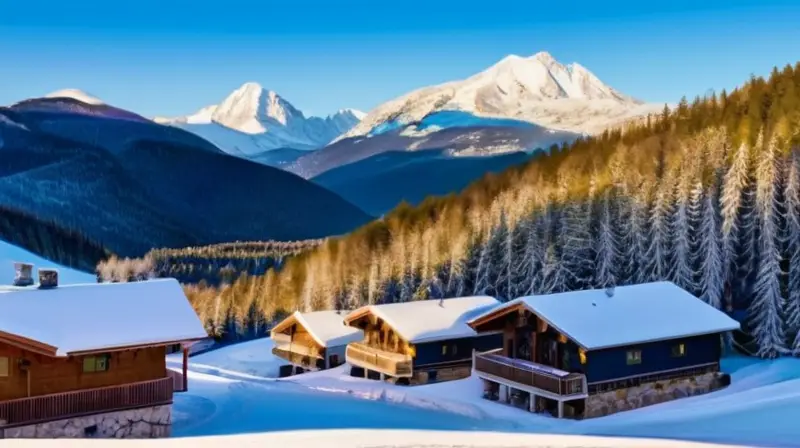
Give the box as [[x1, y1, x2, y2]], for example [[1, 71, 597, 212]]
[[340, 51, 662, 141], [154, 82, 365, 157]]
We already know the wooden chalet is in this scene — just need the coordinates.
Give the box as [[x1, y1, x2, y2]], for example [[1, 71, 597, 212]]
[[343, 296, 502, 385], [467, 282, 740, 419], [0, 269, 208, 433], [270, 310, 363, 376]]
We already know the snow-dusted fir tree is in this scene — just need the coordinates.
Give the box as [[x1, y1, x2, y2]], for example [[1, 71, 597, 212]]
[[491, 212, 513, 300], [643, 175, 674, 282], [594, 189, 618, 288], [514, 206, 549, 297], [784, 150, 800, 354], [629, 184, 652, 285], [749, 133, 787, 358], [472, 235, 492, 296], [670, 169, 699, 293], [697, 185, 725, 309], [557, 178, 594, 291], [720, 141, 751, 284], [541, 243, 568, 295], [609, 160, 637, 286]]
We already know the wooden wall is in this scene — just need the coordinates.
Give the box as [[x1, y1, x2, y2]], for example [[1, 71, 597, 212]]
[[585, 333, 722, 384], [357, 316, 412, 356], [0, 342, 167, 401], [413, 333, 503, 368]]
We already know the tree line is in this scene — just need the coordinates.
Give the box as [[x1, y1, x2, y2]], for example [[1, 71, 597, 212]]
[[96, 240, 322, 285], [181, 63, 800, 357]]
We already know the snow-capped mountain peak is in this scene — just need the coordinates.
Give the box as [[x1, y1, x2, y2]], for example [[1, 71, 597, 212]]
[[339, 51, 659, 141], [154, 82, 365, 159], [210, 82, 305, 134], [44, 89, 105, 105]]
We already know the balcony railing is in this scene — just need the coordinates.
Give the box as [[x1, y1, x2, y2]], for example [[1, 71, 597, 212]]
[[346, 343, 413, 377], [272, 346, 325, 370], [474, 351, 586, 397], [0, 376, 173, 428]]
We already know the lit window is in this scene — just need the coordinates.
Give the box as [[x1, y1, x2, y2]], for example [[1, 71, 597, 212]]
[[82, 354, 110, 373], [442, 345, 448, 355], [672, 343, 686, 357], [0, 356, 8, 377], [579, 349, 587, 365], [626, 350, 642, 365]]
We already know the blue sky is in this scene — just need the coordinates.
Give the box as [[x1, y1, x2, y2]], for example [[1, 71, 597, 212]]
[[1, 0, 798, 117]]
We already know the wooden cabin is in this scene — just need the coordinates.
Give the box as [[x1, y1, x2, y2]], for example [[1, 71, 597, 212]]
[[270, 310, 363, 376], [0, 272, 208, 438], [343, 296, 502, 385], [467, 281, 740, 419]]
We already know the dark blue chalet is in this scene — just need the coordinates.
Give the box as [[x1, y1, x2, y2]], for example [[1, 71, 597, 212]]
[[467, 281, 740, 419], [343, 296, 502, 385]]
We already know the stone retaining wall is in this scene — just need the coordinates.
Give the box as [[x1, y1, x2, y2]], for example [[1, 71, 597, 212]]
[[1, 405, 171, 439], [411, 365, 472, 385], [584, 372, 725, 418]]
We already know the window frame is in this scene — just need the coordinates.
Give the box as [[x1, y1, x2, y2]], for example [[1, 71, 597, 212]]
[[671, 343, 686, 357], [0, 356, 9, 377], [82, 354, 111, 373], [626, 349, 642, 365]]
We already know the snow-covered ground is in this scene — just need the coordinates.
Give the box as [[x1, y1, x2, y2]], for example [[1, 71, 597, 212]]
[[161, 337, 800, 447], [0, 240, 95, 285]]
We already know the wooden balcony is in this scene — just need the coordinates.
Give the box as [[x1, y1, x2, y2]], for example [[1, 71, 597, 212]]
[[474, 351, 587, 398], [0, 376, 174, 428], [346, 342, 413, 377], [272, 345, 325, 371]]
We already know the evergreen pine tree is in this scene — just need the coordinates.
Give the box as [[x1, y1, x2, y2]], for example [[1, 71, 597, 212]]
[[749, 133, 788, 358]]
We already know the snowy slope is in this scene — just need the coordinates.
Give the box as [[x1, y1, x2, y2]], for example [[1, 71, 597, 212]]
[[340, 51, 664, 140], [155, 83, 365, 158], [0, 240, 95, 285], [160, 338, 800, 447]]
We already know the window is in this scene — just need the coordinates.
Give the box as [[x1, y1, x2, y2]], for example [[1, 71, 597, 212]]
[[579, 349, 587, 365], [442, 345, 448, 355], [452, 345, 458, 356], [0, 356, 8, 377], [82, 354, 110, 373], [626, 350, 642, 365], [329, 354, 340, 367], [672, 343, 686, 357]]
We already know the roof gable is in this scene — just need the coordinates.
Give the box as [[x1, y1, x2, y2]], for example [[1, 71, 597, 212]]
[[469, 282, 740, 350], [345, 296, 500, 344], [274, 310, 363, 348], [0, 279, 208, 356]]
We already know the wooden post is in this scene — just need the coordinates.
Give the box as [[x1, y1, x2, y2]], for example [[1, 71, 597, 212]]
[[528, 393, 536, 413], [182, 347, 189, 392], [557, 400, 564, 418]]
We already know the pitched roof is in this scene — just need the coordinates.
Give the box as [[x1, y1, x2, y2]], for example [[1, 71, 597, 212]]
[[272, 310, 363, 347], [468, 281, 740, 351], [0, 278, 208, 356], [345, 296, 500, 344]]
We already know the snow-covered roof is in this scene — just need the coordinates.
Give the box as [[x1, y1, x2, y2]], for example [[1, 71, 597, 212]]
[[344, 296, 500, 344], [0, 278, 208, 356], [272, 310, 363, 348], [468, 282, 739, 351]]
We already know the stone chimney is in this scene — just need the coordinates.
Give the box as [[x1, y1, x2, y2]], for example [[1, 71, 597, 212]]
[[13, 262, 34, 287], [38, 269, 59, 289]]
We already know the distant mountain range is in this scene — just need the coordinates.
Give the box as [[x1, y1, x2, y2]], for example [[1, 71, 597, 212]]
[[154, 82, 365, 166], [0, 95, 372, 260], [3, 51, 666, 254]]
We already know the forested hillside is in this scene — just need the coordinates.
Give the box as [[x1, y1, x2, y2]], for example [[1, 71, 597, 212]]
[[183, 63, 800, 358], [97, 240, 322, 285]]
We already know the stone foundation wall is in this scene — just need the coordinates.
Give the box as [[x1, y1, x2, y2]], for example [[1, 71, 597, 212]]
[[411, 365, 471, 385], [584, 372, 726, 418], [1, 405, 171, 439]]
